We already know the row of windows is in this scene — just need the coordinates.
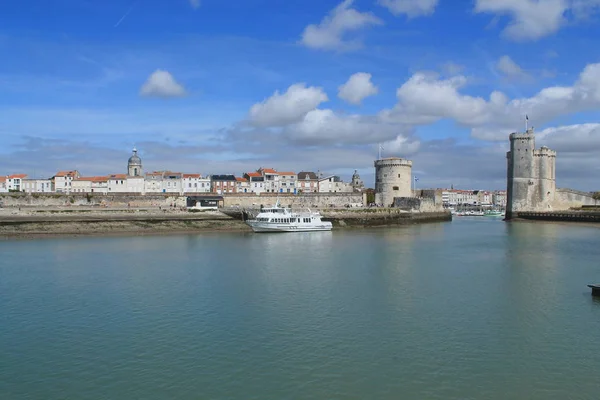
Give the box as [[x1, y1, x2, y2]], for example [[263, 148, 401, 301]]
[[257, 217, 314, 223]]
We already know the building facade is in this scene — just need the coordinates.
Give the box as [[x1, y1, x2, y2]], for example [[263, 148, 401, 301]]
[[297, 172, 319, 193], [127, 148, 143, 177], [7, 174, 28, 191], [22, 179, 53, 193], [53, 171, 80, 194]]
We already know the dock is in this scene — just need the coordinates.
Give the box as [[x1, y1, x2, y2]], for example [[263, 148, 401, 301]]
[[588, 284, 600, 296]]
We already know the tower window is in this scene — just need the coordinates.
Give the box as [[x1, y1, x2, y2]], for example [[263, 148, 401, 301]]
[[393, 186, 399, 190], [134, 168, 138, 176], [398, 174, 401, 178]]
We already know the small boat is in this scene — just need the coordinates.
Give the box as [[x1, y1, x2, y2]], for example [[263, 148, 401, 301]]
[[484, 210, 504, 217], [245, 201, 333, 233]]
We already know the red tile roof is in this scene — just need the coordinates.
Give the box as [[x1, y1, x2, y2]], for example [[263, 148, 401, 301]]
[[0, 177, 6, 183], [55, 170, 78, 177], [183, 174, 201, 178], [8, 174, 27, 179], [108, 174, 128, 180], [260, 168, 277, 174], [245, 172, 262, 177], [236, 177, 248, 182]]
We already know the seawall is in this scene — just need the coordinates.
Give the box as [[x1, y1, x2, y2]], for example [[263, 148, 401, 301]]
[[514, 211, 600, 223], [0, 211, 250, 238], [224, 207, 452, 227]]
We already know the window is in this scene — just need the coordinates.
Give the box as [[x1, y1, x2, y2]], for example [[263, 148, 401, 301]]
[[393, 186, 399, 190], [398, 174, 401, 178]]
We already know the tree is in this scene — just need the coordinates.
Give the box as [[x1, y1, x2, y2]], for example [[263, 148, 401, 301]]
[[593, 192, 600, 205]]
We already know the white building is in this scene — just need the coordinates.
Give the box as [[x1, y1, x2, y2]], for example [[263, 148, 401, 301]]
[[22, 179, 53, 193], [278, 172, 297, 194], [53, 171, 80, 194], [243, 172, 266, 194], [236, 177, 250, 193], [183, 174, 211, 193], [257, 168, 280, 193], [318, 175, 353, 193], [0, 177, 7, 193], [7, 174, 27, 191], [72, 176, 109, 194], [143, 171, 183, 194]]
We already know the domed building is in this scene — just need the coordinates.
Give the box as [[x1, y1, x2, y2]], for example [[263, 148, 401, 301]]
[[128, 147, 143, 177], [351, 170, 364, 192]]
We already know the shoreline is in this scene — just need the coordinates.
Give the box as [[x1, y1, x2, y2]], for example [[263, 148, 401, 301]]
[[0, 208, 452, 240]]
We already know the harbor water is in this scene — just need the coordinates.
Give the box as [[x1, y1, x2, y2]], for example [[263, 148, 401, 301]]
[[1, 218, 600, 399]]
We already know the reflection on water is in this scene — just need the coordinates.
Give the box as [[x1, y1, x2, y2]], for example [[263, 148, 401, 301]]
[[1, 219, 600, 400]]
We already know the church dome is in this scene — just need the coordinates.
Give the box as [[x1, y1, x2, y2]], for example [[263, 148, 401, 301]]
[[128, 148, 142, 165]]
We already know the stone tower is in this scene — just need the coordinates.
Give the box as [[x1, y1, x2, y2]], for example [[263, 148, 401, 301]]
[[506, 128, 556, 219], [374, 157, 413, 207], [128, 147, 143, 177]]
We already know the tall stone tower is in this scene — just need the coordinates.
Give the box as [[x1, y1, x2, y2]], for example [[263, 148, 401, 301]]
[[128, 147, 143, 177], [506, 128, 556, 219], [374, 157, 413, 207]]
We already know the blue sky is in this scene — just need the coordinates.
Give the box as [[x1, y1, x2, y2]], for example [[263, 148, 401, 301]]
[[1, 0, 600, 190]]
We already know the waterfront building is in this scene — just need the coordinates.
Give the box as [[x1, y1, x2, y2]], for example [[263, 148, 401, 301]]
[[211, 175, 237, 194], [22, 178, 54, 193], [143, 171, 183, 194], [493, 190, 507, 207], [53, 171, 80, 194], [183, 174, 211, 193], [257, 168, 280, 193], [374, 157, 413, 207], [297, 172, 319, 193], [72, 176, 109, 194], [0, 177, 7, 193], [318, 175, 353, 193], [127, 148, 143, 177], [107, 174, 131, 193], [278, 172, 297, 194], [6, 174, 28, 192], [236, 177, 250, 193], [243, 172, 266, 194]]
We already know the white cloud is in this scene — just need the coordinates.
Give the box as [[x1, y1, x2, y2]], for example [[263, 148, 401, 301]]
[[441, 62, 465, 76], [378, 0, 439, 18], [300, 0, 383, 51], [496, 55, 530, 80], [248, 83, 328, 127], [284, 109, 413, 146], [474, 0, 569, 41], [381, 62, 600, 140], [338, 72, 379, 105], [189, 0, 201, 9], [537, 123, 600, 153], [381, 135, 421, 155], [139, 70, 187, 98]]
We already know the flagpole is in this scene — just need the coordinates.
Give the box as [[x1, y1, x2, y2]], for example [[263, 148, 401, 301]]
[[525, 115, 528, 132]]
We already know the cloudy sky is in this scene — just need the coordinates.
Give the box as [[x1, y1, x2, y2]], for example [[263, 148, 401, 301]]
[[1, 0, 600, 191]]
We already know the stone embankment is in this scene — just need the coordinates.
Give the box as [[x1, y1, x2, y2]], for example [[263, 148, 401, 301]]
[[515, 211, 600, 223], [0, 208, 250, 238], [224, 207, 452, 227]]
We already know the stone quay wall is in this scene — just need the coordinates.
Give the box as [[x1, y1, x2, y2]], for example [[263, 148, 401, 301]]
[[221, 193, 366, 208], [0, 192, 365, 209], [552, 189, 597, 210]]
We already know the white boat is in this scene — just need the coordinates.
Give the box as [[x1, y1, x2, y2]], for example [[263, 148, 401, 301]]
[[245, 201, 333, 233]]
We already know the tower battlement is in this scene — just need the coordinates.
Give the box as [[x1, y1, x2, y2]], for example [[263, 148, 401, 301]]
[[374, 158, 413, 168]]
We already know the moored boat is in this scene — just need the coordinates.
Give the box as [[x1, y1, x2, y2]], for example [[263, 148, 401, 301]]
[[245, 201, 333, 233]]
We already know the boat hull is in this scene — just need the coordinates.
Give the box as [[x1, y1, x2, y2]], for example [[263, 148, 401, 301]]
[[246, 221, 332, 233]]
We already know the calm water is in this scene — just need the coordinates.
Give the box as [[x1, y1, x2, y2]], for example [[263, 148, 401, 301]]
[[1, 219, 600, 400]]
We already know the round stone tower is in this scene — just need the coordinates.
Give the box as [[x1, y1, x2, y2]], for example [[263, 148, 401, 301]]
[[128, 147, 143, 177], [374, 157, 413, 207]]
